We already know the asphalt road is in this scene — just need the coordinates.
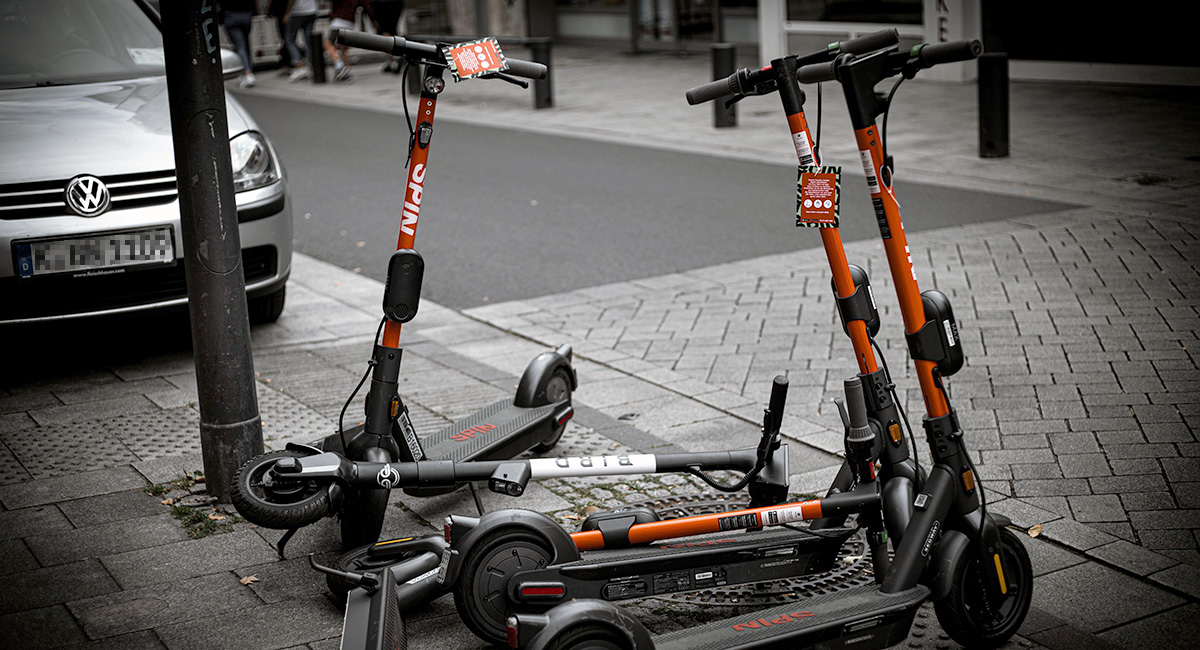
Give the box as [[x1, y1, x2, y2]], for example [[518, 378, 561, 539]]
[[238, 94, 1072, 310]]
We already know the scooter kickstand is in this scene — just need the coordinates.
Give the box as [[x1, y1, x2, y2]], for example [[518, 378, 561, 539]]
[[467, 482, 486, 516], [276, 527, 299, 560]]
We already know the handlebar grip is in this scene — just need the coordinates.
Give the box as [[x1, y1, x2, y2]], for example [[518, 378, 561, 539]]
[[503, 58, 548, 80], [331, 29, 441, 59], [915, 39, 982, 67], [842, 377, 869, 431], [686, 74, 738, 105], [796, 59, 837, 84], [331, 28, 396, 53], [838, 28, 899, 55], [766, 375, 789, 433]]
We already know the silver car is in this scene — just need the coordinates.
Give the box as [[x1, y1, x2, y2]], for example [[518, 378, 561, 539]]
[[0, 0, 291, 324]]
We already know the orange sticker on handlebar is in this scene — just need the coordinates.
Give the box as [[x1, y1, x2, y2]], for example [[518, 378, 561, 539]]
[[441, 37, 508, 81]]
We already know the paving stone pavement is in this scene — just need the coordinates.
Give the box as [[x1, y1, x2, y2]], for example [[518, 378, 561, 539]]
[[2, 44, 1199, 649]]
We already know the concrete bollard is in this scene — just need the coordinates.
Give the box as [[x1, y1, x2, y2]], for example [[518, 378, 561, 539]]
[[529, 38, 553, 109], [308, 30, 326, 83], [978, 52, 1009, 157], [712, 43, 736, 128]]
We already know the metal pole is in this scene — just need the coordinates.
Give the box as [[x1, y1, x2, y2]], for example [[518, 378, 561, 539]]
[[529, 39, 552, 109], [309, 30, 327, 83], [160, 0, 263, 502], [712, 43, 736, 128], [978, 52, 1009, 157]]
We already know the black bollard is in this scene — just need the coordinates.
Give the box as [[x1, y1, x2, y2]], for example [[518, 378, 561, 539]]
[[529, 38, 553, 109], [309, 30, 326, 83], [712, 43, 737, 128], [160, 0, 263, 502], [978, 52, 1009, 158]]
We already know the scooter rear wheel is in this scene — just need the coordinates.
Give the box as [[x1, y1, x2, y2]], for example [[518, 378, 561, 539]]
[[532, 368, 573, 453], [934, 527, 1033, 648], [544, 623, 630, 650], [455, 527, 554, 645], [231, 450, 333, 529]]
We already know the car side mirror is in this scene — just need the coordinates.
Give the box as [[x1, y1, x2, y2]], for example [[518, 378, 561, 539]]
[[221, 48, 244, 80]]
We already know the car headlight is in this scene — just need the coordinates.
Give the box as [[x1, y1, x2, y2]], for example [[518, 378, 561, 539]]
[[229, 131, 280, 192]]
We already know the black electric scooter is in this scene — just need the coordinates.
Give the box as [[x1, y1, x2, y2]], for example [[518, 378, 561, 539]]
[[231, 32, 575, 551], [511, 39, 1034, 650]]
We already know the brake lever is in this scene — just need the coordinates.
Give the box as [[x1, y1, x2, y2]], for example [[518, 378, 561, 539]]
[[483, 72, 529, 89]]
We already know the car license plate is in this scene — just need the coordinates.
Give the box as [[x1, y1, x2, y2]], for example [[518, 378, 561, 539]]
[[15, 227, 174, 278]]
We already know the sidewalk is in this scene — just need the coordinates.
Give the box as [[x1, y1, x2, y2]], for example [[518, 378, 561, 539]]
[[2, 45, 1198, 649]]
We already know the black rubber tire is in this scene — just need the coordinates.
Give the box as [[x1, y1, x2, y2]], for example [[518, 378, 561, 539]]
[[339, 485, 389, 550], [454, 528, 554, 645], [545, 624, 630, 650], [325, 542, 417, 599], [532, 368, 573, 453], [231, 450, 333, 528], [249, 286, 286, 324], [934, 527, 1034, 649]]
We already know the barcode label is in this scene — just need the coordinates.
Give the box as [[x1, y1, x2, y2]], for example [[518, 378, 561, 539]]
[[860, 150, 880, 194], [793, 132, 816, 166]]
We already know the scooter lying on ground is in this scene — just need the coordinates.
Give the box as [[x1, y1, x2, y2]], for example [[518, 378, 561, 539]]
[[231, 32, 576, 551], [235, 370, 803, 589], [510, 39, 1034, 650]]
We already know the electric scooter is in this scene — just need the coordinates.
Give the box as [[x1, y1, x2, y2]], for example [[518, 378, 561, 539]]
[[512, 39, 1034, 650], [231, 32, 576, 551]]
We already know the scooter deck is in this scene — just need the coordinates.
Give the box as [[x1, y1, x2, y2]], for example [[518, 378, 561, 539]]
[[654, 583, 928, 650], [420, 398, 559, 463], [514, 526, 854, 602]]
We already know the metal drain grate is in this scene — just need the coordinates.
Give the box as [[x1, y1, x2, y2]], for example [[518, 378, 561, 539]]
[[0, 441, 33, 486], [258, 385, 339, 449], [114, 407, 201, 461]]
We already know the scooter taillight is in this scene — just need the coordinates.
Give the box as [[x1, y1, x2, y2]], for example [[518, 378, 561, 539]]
[[443, 515, 453, 543], [506, 616, 519, 648]]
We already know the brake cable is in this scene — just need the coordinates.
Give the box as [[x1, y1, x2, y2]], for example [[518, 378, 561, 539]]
[[336, 316, 388, 453]]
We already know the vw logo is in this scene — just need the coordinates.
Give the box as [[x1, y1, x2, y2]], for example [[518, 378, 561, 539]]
[[376, 463, 401, 489], [64, 175, 111, 217]]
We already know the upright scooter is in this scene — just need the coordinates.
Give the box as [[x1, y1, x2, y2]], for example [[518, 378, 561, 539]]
[[232, 32, 576, 550], [513, 39, 1033, 650]]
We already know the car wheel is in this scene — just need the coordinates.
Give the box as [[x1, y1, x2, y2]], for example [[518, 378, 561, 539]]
[[249, 286, 286, 324]]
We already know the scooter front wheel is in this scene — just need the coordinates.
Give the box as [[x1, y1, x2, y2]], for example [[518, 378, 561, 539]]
[[231, 450, 334, 528], [543, 623, 630, 650], [532, 368, 573, 453], [934, 527, 1033, 648]]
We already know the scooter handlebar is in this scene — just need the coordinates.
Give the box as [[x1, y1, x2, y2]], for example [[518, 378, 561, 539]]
[[913, 39, 983, 67], [838, 28, 900, 56], [502, 58, 548, 80], [330, 29, 442, 60], [686, 74, 741, 105], [796, 59, 839, 84]]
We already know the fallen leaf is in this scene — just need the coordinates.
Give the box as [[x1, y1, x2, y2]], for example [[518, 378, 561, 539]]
[[208, 513, 226, 521], [561, 514, 582, 521], [356, 241, 365, 248], [194, 475, 205, 482], [161, 498, 173, 505], [1027, 523, 1042, 538], [583, 506, 598, 514], [239, 575, 259, 585]]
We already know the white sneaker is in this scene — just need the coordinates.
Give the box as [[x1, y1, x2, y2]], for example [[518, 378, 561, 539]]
[[288, 67, 310, 82], [239, 73, 257, 88]]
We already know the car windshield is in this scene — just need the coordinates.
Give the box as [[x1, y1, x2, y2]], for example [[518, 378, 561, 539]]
[[0, 0, 164, 89]]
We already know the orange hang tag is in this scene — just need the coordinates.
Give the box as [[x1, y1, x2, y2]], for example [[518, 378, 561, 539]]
[[442, 37, 508, 81], [796, 165, 840, 228]]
